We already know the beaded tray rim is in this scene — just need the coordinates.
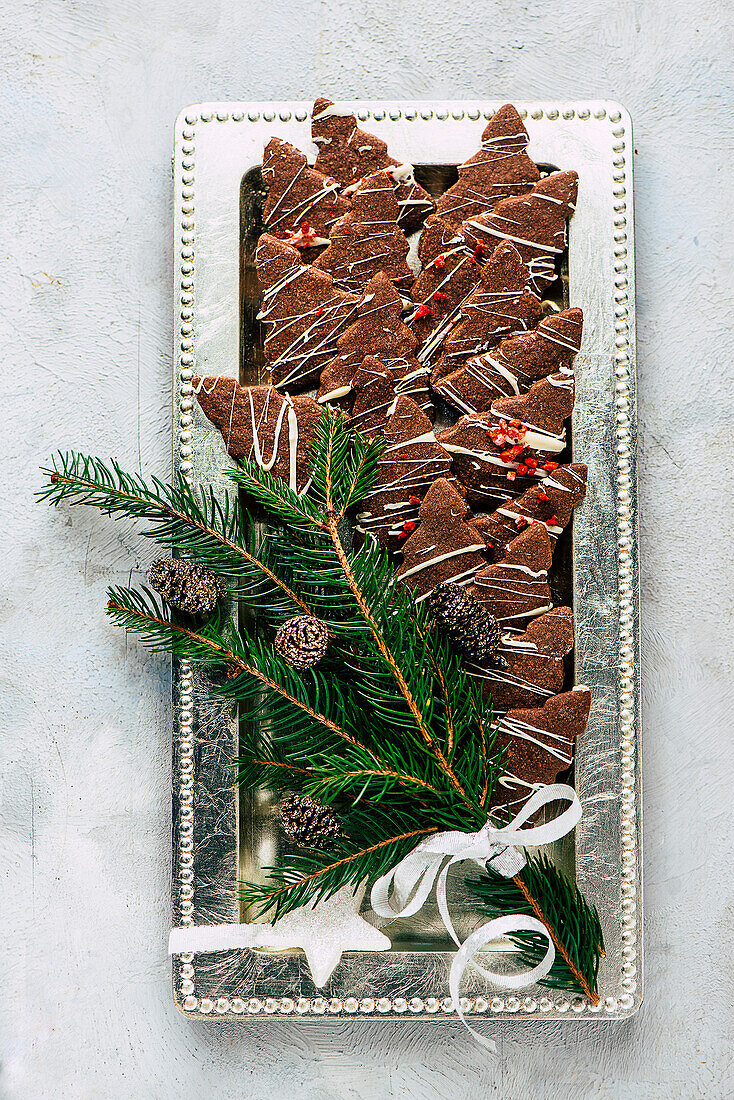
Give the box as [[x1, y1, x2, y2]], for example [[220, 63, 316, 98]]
[[171, 99, 641, 1024]]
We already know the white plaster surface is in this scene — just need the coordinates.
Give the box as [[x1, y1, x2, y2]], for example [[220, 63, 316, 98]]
[[2, 1, 733, 1096]]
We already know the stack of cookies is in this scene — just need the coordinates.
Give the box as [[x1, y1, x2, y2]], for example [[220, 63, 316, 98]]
[[194, 101, 592, 815]]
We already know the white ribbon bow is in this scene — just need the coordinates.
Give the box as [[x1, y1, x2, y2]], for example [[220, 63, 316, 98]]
[[370, 783, 582, 1048]]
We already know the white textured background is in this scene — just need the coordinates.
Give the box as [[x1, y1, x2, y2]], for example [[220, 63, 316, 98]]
[[2, 1, 733, 1097]]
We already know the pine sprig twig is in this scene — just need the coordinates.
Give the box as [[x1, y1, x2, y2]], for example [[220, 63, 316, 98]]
[[305, 410, 384, 518], [228, 462, 329, 532], [40, 412, 603, 1005], [105, 586, 460, 824], [242, 826, 438, 920], [39, 452, 311, 618], [467, 853, 605, 1004], [335, 429, 385, 518], [105, 586, 370, 755], [319, 417, 475, 812]]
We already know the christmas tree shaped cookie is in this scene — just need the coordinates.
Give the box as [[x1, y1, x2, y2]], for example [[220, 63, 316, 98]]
[[409, 231, 483, 370], [416, 214, 467, 266], [472, 462, 588, 555], [311, 98, 434, 231], [463, 171, 579, 296], [192, 377, 321, 494], [395, 478, 487, 603], [468, 606, 574, 713], [316, 271, 430, 413], [350, 359, 404, 438], [431, 242, 542, 381], [437, 414, 547, 509], [313, 171, 414, 295], [434, 104, 541, 230], [491, 688, 592, 815], [433, 307, 584, 416], [355, 396, 452, 549], [491, 371, 576, 455], [262, 137, 351, 248], [256, 234, 359, 392], [469, 522, 553, 626]]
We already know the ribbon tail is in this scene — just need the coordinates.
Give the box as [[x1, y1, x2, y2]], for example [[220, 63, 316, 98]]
[[436, 851, 517, 985], [449, 915, 556, 1046], [485, 783, 582, 848], [435, 858, 462, 948], [371, 853, 444, 920]]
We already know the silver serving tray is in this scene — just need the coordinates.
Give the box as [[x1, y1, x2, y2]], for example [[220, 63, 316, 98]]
[[171, 100, 641, 1022]]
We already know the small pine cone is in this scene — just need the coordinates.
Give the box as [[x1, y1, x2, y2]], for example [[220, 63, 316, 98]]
[[274, 615, 329, 670], [279, 794, 345, 849], [427, 582, 503, 664], [148, 557, 222, 615]]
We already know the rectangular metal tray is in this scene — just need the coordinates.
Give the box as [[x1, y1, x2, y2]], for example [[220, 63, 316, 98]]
[[171, 100, 641, 1022]]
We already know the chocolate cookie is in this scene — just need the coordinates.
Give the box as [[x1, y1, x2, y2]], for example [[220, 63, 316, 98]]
[[316, 272, 431, 413], [261, 137, 351, 247], [463, 171, 579, 296], [256, 234, 359, 392], [192, 377, 321, 494], [433, 308, 583, 416], [416, 214, 467, 266], [409, 232, 483, 370], [311, 98, 434, 231], [472, 462, 588, 555], [355, 396, 452, 549], [431, 242, 542, 381], [350, 359, 401, 438], [468, 606, 574, 713], [491, 687, 591, 815], [434, 104, 541, 230], [490, 372, 575, 456], [436, 414, 547, 508], [395, 478, 487, 603], [469, 522, 553, 626], [313, 170, 413, 296]]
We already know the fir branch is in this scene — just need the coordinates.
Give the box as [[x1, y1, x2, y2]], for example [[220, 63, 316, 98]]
[[334, 427, 385, 518], [467, 853, 605, 1004], [235, 669, 465, 817], [105, 587, 372, 757], [326, 515, 468, 797], [512, 873, 600, 1006], [43, 424, 601, 1006], [266, 532, 396, 638], [319, 414, 474, 812], [39, 452, 311, 617], [228, 635, 378, 760], [106, 586, 235, 663], [339, 595, 495, 822], [241, 826, 438, 920], [251, 758, 312, 778], [469, 689, 496, 808], [228, 462, 329, 532], [238, 757, 454, 823], [409, 611, 457, 755], [305, 409, 360, 514], [235, 757, 313, 794], [308, 767, 438, 799]]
